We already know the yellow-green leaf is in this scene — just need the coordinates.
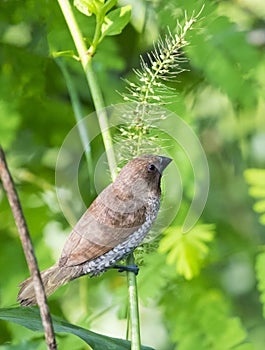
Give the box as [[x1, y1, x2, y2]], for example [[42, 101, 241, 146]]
[[159, 224, 215, 280], [244, 168, 265, 225], [101, 5, 131, 38]]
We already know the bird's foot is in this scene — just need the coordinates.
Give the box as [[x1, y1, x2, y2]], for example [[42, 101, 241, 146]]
[[113, 264, 139, 275]]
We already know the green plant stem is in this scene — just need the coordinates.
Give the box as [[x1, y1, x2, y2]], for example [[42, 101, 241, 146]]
[[126, 253, 141, 350], [87, 14, 104, 56], [56, 58, 94, 192], [57, 0, 117, 180], [84, 63, 118, 180], [57, 1, 141, 349]]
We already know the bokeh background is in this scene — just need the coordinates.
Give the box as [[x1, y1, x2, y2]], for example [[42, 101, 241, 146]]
[[0, 0, 265, 349]]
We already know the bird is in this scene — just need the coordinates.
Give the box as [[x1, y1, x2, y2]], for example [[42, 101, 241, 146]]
[[17, 154, 172, 306]]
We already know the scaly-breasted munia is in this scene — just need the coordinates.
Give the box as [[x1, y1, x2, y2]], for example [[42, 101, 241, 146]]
[[17, 154, 172, 305]]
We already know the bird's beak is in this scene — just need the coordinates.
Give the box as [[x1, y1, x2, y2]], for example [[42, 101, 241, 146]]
[[157, 156, 172, 174]]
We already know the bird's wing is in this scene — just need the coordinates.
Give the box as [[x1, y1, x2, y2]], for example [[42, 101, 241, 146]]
[[59, 188, 147, 267]]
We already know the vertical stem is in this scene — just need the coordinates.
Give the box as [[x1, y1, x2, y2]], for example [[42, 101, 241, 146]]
[[57, 0, 117, 180], [126, 253, 141, 350], [56, 59, 94, 191], [84, 62, 117, 181]]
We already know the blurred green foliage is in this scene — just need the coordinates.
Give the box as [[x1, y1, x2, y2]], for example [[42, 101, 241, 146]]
[[0, 0, 265, 349]]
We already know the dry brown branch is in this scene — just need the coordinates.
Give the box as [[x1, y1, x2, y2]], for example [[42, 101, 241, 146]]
[[0, 146, 57, 350]]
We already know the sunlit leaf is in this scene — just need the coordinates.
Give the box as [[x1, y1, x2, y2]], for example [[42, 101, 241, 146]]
[[244, 169, 265, 225], [255, 252, 265, 318], [52, 50, 79, 60], [245, 169, 265, 186], [101, 5, 131, 38], [74, 0, 117, 18], [74, 0, 96, 16], [159, 224, 215, 279], [253, 200, 265, 213]]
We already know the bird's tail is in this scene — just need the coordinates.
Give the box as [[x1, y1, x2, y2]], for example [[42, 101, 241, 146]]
[[17, 264, 80, 306]]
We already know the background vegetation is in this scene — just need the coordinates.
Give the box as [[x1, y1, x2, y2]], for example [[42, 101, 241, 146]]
[[0, 0, 265, 349]]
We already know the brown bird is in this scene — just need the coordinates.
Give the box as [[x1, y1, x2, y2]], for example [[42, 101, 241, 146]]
[[17, 154, 172, 306]]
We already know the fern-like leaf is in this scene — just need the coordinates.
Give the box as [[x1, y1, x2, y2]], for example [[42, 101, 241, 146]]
[[255, 252, 265, 318], [244, 168, 265, 225], [159, 224, 215, 279]]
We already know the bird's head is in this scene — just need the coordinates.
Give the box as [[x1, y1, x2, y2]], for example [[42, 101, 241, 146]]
[[114, 154, 172, 197]]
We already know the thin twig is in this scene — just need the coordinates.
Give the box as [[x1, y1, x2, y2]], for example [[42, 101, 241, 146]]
[[0, 146, 57, 350]]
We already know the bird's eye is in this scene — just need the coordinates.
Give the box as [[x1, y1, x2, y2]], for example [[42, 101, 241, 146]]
[[148, 164, 156, 172]]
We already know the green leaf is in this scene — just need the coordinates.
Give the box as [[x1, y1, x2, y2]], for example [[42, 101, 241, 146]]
[[52, 50, 78, 60], [159, 224, 215, 280], [253, 200, 265, 213], [255, 252, 265, 318], [102, 0, 118, 15], [245, 169, 265, 186], [74, 0, 96, 16], [74, 0, 116, 17], [244, 169, 265, 225], [0, 308, 154, 350], [101, 5, 131, 38], [0, 340, 45, 350], [233, 344, 254, 350]]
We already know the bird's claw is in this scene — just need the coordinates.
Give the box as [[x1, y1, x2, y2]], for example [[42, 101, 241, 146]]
[[113, 264, 139, 275]]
